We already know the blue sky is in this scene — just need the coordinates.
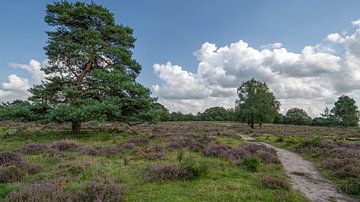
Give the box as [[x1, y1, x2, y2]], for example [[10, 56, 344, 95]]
[[2, 0, 360, 115]]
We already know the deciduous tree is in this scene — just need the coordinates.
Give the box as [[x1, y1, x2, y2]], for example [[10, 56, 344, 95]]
[[235, 79, 279, 128]]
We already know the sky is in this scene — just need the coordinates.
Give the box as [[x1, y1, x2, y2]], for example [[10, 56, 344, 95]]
[[1, 0, 360, 116]]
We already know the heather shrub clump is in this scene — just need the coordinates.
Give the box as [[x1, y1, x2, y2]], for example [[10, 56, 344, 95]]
[[0, 166, 26, 183], [203, 144, 280, 165], [0, 152, 42, 183], [4, 180, 66, 202], [138, 145, 164, 160], [260, 176, 289, 189], [73, 180, 124, 202], [145, 164, 194, 181], [0, 152, 22, 166], [18, 143, 49, 154], [51, 140, 80, 151]]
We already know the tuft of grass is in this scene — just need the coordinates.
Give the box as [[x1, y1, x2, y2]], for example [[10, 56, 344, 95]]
[[260, 176, 289, 190]]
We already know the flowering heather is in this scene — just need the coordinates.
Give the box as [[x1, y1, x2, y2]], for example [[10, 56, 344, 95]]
[[145, 164, 193, 181], [0, 166, 26, 183], [203, 144, 280, 165], [73, 180, 124, 202], [138, 145, 164, 160], [0, 152, 22, 166], [51, 140, 80, 151], [18, 143, 49, 154], [0, 152, 42, 183], [5, 180, 65, 202]]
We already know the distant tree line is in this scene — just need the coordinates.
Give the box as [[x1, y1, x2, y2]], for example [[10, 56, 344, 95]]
[[145, 80, 359, 128]]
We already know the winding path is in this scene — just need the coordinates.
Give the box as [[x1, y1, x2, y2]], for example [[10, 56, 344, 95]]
[[238, 135, 356, 202]]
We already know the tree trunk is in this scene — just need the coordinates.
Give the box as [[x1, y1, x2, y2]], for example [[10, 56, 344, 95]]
[[250, 121, 254, 129], [250, 114, 255, 128], [71, 121, 81, 134]]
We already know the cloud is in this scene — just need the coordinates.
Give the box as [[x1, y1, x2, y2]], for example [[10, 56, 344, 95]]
[[0, 74, 31, 102], [152, 18, 360, 117], [10, 59, 46, 83], [0, 59, 45, 102]]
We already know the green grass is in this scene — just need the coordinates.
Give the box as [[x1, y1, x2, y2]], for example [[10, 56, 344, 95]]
[[0, 124, 309, 201]]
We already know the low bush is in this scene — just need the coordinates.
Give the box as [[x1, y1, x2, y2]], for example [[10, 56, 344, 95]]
[[0, 166, 26, 183], [145, 164, 194, 181], [138, 145, 164, 160], [0, 152, 42, 183], [51, 140, 79, 151], [260, 176, 289, 189], [203, 144, 280, 166], [0, 152, 22, 166], [5, 180, 65, 202], [5, 179, 125, 202], [256, 150, 281, 164], [241, 157, 261, 172], [73, 180, 124, 202], [18, 143, 49, 154], [340, 178, 360, 195], [180, 155, 209, 179]]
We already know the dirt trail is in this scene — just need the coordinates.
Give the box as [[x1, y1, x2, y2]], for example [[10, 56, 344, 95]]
[[261, 142, 356, 202], [237, 134, 355, 201]]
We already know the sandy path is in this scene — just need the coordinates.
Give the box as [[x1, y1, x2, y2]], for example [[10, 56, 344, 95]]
[[261, 142, 356, 202]]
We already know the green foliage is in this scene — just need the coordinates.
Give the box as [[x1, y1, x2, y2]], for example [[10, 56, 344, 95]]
[[235, 78, 280, 128], [179, 155, 209, 178], [340, 178, 360, 195], [176, 149, 184, 163], [241, 157, 261, 172], [331, 95, 359, 127], [0, 100, 48, 122], [28, 1, 155, 133], [198, 107, 229, 121], [285, 108, 311, 125]]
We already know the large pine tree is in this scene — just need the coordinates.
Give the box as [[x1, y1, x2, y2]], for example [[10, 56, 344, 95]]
[[30, 1, 155, 134]]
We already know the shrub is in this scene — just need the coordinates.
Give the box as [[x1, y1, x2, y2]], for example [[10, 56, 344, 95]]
[[0, 152, 22, 166], [145, 164, 193, 181], [261, 176, 289, 189], [180, 156, 208, 178], [256, 150, 281, 164], [0, 152, 42, 183], [138, 145, 164, 160], [241, 157, 261, 172], [340, 178, 360, 195], [51, 140, 79, 151], [4, 180, 65, 202], [73, 180, 124, 202], [19, 143, 49, 154], [0, 166, 26, 183], [58, 162, 87, 176]]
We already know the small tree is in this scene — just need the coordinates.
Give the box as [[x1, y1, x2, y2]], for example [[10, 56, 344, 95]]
[[235, 78, 280, 128], [285, 108, 311, 125], [331, 95, 359, 127], [29, 1, 155, 134]]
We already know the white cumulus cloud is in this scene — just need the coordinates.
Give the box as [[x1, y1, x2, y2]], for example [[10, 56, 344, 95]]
[[152, 18, 360, 117]]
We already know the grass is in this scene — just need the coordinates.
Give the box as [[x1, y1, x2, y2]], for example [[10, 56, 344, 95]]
[[0, 122, 308, 201]]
